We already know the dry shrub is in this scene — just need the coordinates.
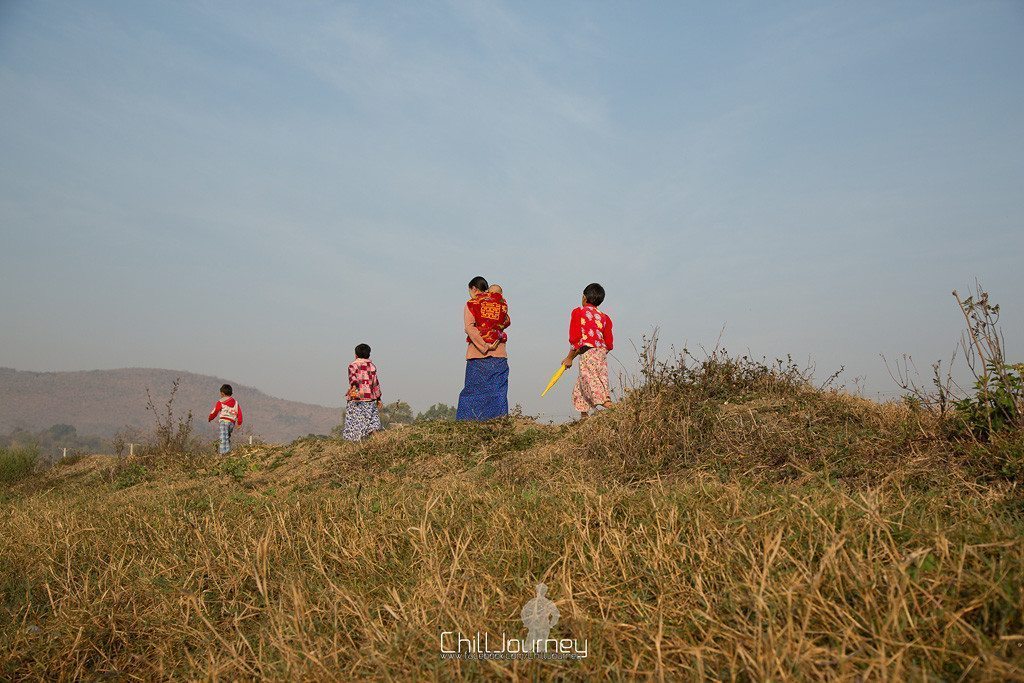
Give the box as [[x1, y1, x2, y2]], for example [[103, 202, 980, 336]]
[[144, 378, 204, 458], [576, 342, 947, 484], [887, 283, 1023, 440]]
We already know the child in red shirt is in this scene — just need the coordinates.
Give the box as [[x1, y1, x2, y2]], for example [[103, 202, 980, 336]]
[[343, 343, 383, 441], [208, 383, 242, 454], [561, 283, 614, 418]]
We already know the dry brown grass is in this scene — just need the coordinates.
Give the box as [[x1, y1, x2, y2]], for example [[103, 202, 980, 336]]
[[2, 353, 1023, 681]]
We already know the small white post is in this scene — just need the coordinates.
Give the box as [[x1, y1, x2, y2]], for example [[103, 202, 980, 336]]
[[129, 443, 135, 457], [249, 435, 253, 446], [62, 447, 67, 459]]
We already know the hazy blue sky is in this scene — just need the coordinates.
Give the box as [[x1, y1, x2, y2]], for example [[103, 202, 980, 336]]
[[1, 0, 1022, 420]]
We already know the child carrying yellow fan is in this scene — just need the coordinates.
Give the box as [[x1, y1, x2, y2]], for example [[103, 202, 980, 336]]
[[560, 283, 614, 419]]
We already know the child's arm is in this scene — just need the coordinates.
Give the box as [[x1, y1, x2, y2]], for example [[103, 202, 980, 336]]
[[208, 401, 221, 422], [564, 309, 585, 367], [562, 347, 585, 368], [346, 364, 359, 401]]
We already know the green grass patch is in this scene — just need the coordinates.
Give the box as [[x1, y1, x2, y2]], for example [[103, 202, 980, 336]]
[[0, 446, 38, 485]]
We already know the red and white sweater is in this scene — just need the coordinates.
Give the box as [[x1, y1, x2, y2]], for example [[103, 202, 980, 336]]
[[208, 397, 243, 426]]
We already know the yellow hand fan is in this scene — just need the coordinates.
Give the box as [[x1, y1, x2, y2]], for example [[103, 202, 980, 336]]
[[541, 365, 568, 397]]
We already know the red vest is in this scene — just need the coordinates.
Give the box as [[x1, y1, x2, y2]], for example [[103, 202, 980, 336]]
[[466, 292, 509, 344]]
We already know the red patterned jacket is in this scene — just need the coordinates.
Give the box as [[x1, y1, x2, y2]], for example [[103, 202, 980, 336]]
[[569, 304, 613, 351], [466, 291, 510, 345], [348, 359, 382, 402]]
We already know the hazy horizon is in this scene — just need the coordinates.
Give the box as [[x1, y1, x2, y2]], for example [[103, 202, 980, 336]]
[[2, 1, 1023, 419]]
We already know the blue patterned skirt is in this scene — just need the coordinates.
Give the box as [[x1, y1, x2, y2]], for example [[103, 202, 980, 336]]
[[343, 401, 381, 441], [456, 357, 509, 421]]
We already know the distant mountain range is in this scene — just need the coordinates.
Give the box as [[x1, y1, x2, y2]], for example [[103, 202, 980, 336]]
[[0, 367, 341, 443]]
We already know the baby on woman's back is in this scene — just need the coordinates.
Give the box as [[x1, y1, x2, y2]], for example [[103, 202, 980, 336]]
[[487, 284, 510, 348]]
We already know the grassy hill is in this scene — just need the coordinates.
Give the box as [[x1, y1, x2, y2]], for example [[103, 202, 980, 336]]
[[0, 367, 340, 444], [1, 352, 1022, 680]]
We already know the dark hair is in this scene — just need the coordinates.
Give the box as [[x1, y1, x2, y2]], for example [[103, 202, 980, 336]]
[[583, 282, 606, 306], [355, 343, 371, 359], [220, 384, 233, 396], [468, 276, 488, 292]]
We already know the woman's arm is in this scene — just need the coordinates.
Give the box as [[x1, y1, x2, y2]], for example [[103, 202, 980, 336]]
[[464, 305, 490, 353]]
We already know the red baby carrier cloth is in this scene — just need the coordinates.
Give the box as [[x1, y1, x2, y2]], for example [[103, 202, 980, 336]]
[[466, 291, 509, 344]]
